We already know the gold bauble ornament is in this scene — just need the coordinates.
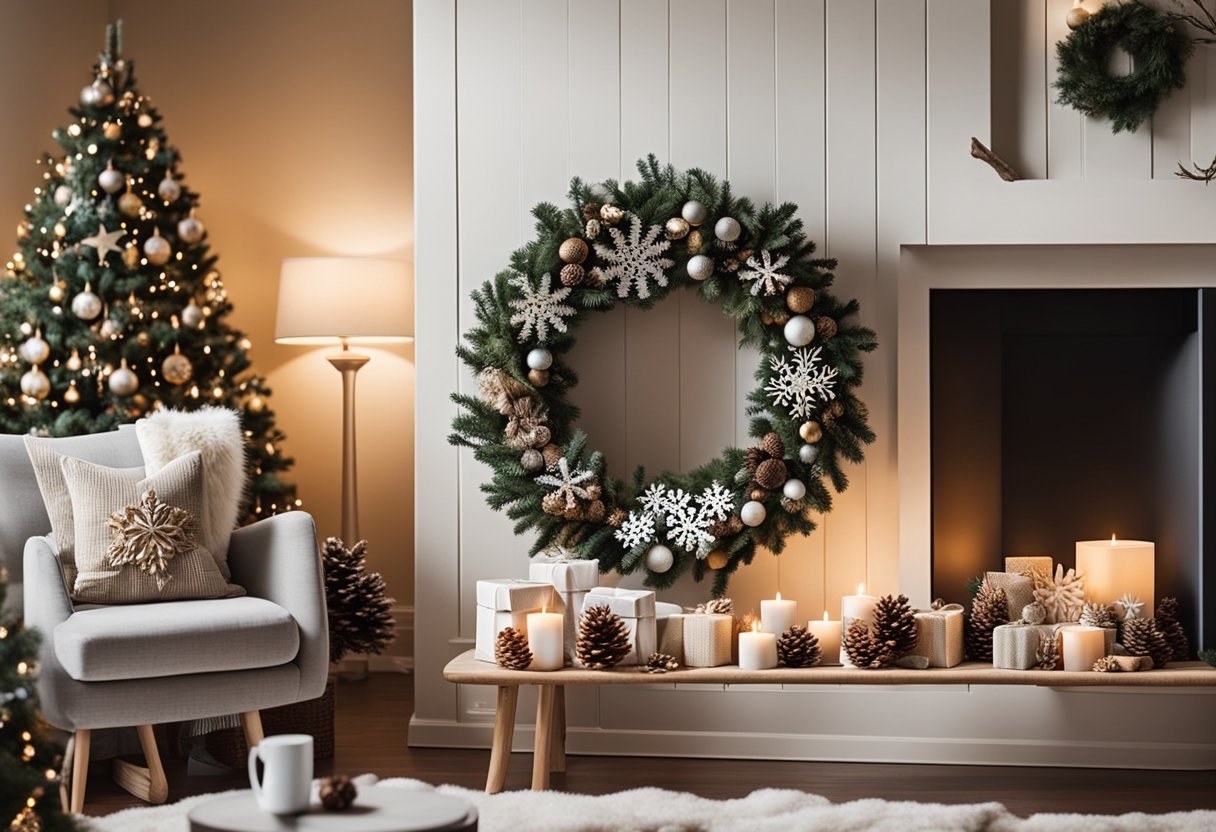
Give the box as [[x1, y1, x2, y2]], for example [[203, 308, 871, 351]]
[[108, 358, 139, 397], [64, 382, 80, 404], [749, 487, 768, 502], [248, 394, 266, 413], [527, 368, 550, 387], [136, 331, 151, 346], [138, 112, 154, 128], [786, 286, 815, 314], [772, 311, 789, 325], [558, 237, 589, 264], [599, 204, 624, 224], [664, 217, 690, 240], [123, 245, 140, 267], [20, 368, 51, 401], [53, 221, 67, 238], [760, 312, 774, 325], [161, 347, 193, 385], [799, 420, 823, 444], [103, 121, 122, 140], [687, 229, 703, 254], [117, 188, 143, 218], [66, 349, 82, 372], [19, 330, 50, 365], [16, 221, 30, 240], [144, 229, 172, 266], [177, 211, 205, 244], [48, 282, 66, 303], [706, 550, 730, 570], [1066, 4, 1090, 30]]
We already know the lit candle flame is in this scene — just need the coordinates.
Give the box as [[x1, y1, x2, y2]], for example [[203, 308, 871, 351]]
[[857, 583, 865, 595], [542, 606, 547, 614], [823, 611, 830, 621], [752, 621, 760, 633], [1111, 534, 1117, 545], [776, 591, 782, 601]]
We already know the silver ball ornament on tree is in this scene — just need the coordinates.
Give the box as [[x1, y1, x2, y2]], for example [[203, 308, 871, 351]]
[[783, 314, 816, 347], [157, 175, 181, 202], [161, 348, 193, 385], [19, 331, 50, 365], [108, 359, 139, 397], [71, 284, 103, 320], [526, 348, 553, 371], [714, 216, 741, 242], [53, 185, 73, 207], [520, 448, 545, 473], [741, 500, 767, 527], [798, 443, 819, 465], [177, 212, 205, 244], [681, 200, 708, 226], [98, 162, 124, 194], [144, 230, 172, 266], [782, 478, 807, 501], [181, 301, 205, 329], [645, 544, 675, 574], [48, 282, 66, 303], [20, 368, 51, 401], [686, 254, 714, 281], [99, 317, 121, 339], [80, 80, 114, 108]]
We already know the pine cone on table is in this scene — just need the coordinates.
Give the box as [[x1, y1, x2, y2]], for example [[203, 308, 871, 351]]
[[777, 624, 821, 668], [1079, 602, 1118, 630], [577, 604, 632, 670], [1122, 617, 1171, 669], [1092, 656, 1119, 673], [695, 597, 733, 615], [1036, 631, 1059, 670], [644, 652, 680, 673], [495, 626, 532, 670], [1154, 596, 1190, 661], [966, 581, 1009, 662], [871, 594, 918, 668], [319, 775, 358, 811], [844, 619, 881, 668]]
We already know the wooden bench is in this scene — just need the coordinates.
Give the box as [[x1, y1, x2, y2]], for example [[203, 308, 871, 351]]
[[443, 650, 1216, 793]]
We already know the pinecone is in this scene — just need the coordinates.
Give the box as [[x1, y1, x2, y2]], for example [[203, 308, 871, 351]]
[[1154, 596, 1190, 661], [777, 624, 821, 668], [754, 458, 787, 490], [707, 516, 744, 538], [760, 432, 784, 460], [581, 201, 600, 221], [644, 652, 680, 673], [319, 775, 358, 811], [495, 626, 532, 670], [816, 317, 838, 340], [843, 619, 881, 668], [584, 500, 606, 523], [1122, 617, 1170, 669], [606, 507, 627, 528], [1092, 655, 1119, 673], [966, 581, 1009, 662], [1079, 602, 1118, 629], [1036, 630, 1059, 670], [577, 604, 632, 669], [541, 492, 566, 516], [541, 444, 564, 469], [871, 594, 918, 667], [560, 263, 585, 287], [743, 446, 767, 472], [695, 597, 733, 615]]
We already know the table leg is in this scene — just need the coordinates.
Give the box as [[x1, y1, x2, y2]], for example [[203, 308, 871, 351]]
[[549, 685, 566, 773], [486, 686, 518, 794], [532, 684, 555, 790]]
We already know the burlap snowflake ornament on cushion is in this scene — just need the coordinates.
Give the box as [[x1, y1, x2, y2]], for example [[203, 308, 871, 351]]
[[106, 489, 193, 590]]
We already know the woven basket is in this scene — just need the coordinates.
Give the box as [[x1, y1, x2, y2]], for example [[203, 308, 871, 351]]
[[205, 677, 336, 768]]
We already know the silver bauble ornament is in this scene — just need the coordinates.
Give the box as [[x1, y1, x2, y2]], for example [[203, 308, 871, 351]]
[[117, 189, 143, 218], [157, 175, 181, 202], [99, 317, 121, 339], [108, 360, 138, 396], [20, 368, 50, 401], [783, 314, 816, 347], [714, 216, 741, 242], [521, 448, 544, 473], [53, 185, 73, 207], [19, 332, 50, 365], [687, 254, 714, 281], [798, 443, 819, 465], [741, 500, 767, 527], [645, 544, 675, 574], [144, 231, 172, 266], [664, 217, 690, 240], [177, 214, 204, 244], [782, 478, 807, 501], [681, 200, 708, 226], [71, 285, 103, 320], [161, 350, 193, 385], [80, 80, 114, 108], [98, 162, 124, 194], [526, 348, 553, 371], [181, 301, 204, 329]]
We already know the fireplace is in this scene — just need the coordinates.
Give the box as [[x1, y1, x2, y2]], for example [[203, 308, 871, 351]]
[[898, 246, 1215, 649]]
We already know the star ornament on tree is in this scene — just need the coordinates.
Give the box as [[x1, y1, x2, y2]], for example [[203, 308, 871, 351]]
[[81, 222, 126, 264]]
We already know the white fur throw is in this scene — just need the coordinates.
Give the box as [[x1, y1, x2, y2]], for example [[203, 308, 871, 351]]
[[136, 407, 246, 575]]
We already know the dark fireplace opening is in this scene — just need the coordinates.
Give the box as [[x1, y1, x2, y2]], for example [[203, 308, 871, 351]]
[[930, 288, 1213, 646]]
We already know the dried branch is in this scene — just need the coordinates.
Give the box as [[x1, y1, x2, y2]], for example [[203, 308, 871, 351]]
[[970, 137, 1021, 182], [1175, 155, 1216, 183], [1167, 0, 1216, 45]]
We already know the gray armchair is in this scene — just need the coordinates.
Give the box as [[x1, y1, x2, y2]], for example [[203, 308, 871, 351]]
[[4, 429, 328, 812]]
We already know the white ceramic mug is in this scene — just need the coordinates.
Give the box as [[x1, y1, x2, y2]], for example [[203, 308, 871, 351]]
[[248, 734, 313, 814]]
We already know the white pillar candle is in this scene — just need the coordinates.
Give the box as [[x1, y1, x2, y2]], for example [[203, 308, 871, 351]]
[[760, 592, 798, 637], [737, 623, 778, 670], [1061, 625, 1106, 672], [1075, 536, 1155, 618], [809, 611, 842, 665], [840, 584, 879, 665], [526, 608, 564, 671]]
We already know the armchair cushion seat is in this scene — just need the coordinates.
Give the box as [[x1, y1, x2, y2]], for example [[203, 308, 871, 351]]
[[53, 596, 300, 682]]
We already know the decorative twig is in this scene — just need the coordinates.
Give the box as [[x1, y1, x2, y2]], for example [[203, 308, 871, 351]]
[[1175, 155, 1216, 183], [969, 137, 1021, 182], [1167, 0, 1216, 45]]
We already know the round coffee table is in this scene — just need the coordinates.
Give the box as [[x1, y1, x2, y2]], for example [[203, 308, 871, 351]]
[[187, 786, 477, 832]]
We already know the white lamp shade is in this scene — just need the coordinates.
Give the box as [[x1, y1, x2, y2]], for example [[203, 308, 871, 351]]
[[275, 257, 412, 345]]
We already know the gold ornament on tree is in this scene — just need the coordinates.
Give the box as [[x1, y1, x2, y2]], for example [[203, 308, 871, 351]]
[[161, 345, 193, 385], [143, 228, 172, 266], [1066, 1, 1091, 30], [117, 182, 142, 217], [559, 237, 589, 264], [106, 489, 193, 591], [664, 217, 690, 240], [64, 381, 81, 404], [786, 286, 815, 314], [177, 210, 205, 244], [20, 368, 50, 401], [108, 358, 139, 396]]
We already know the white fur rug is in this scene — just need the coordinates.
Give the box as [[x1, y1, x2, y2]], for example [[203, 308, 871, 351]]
[[83, 775, 1216, 832]]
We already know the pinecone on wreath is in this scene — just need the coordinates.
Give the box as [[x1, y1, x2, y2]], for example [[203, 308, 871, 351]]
[[1123, 617, 1171, 669], [777, 624, 820, 668], [966, 581, 1009, 662], [1154, 596, 1190, 661], [843, 619, 880, 668], [495, 626, 532, 670], [577, 604, 632, 669], [872, 594, 918, 667]]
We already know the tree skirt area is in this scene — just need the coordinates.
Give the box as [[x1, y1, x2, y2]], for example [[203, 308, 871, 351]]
[[83, 775, 1215, 832]]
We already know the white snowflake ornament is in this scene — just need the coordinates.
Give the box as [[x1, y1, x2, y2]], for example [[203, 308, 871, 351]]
[[535, 458, 595, 511], [615, 511, 657, 551], [739, 249, 792, 296], [594, 214, 674, 299], [764, 345, 839, 420], [695, 481, 734, 523], [508, 272, 575, 344], [1033, 564, 1086, 624], [665, 498, 715, 554], [1117, 593, 1144, 621]]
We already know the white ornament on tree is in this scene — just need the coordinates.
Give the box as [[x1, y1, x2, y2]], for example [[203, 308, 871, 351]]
[[594, 214, 674, 299], [714, 216, 741, 242], [157, 175, 181, 202], [80, 80, 114, 108], [66, 350, 83, 372], [739, 249, 792, 296], [181, 301, 205, 329], [686, 254, 714, 281], [177, 212, 204, 244], [108, 359, 139, 396], [20, 368, 51, 401], [741, 500, 766, 527], [615, 511, 657, 551], [144, 229, 172, 266], [764, 345, 839, 420], [508, 272, 575, 343], [54, 185, 73, 207], [783, 314, 816, 347], [19, 332, 50, 365], [99, 317, 121, 339], [645, 544, 674, 574], [98, 162, 124, 194], [798, 443, 819, 465], [526, 347, 553, 371], [782, 479, 806, 501], [681, 200, 708, 226], [71, 284, 103, 320], [81, 223, 126, 265]]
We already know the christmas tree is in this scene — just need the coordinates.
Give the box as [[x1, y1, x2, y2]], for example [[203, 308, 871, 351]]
[[0, 573, 77, 831], [0, 21, 295, 519]]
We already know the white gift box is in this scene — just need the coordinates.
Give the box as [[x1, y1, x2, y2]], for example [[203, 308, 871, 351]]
[[583, 586, 656, 618], [529, 554, 600, 592], [474, 579, 558, 663], [656, 602, 686, 664], [575, 594, 656, 667], [993, 623, 1064, 670], [683, 613, 733, 667], [911, 603, 965, 668]]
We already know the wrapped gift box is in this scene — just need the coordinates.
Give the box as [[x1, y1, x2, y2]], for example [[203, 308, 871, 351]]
[[655, 601, 686, 664], [1004, 556, 1052, 586], [993, 623, 1065, 670], [911, 603, 964, 668], [577, 587, 657, 667], [474, 579, 558, 663], [984, 571, 1036, 621], [530, 555, 599, 664], [683, 613, 733, 667]]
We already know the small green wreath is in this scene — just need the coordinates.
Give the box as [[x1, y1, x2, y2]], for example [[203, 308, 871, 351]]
[[449, 157, 876, 593], [1054, 2, 1193, 134]]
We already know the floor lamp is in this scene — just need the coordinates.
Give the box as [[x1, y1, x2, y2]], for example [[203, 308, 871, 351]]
[[274, 257, 412, 545]]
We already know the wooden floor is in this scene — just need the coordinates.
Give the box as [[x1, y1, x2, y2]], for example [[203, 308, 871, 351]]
[[83, 673, 1216, 818]]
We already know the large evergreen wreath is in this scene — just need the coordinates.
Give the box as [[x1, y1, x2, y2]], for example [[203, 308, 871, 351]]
[[1054, 1, 1192, 134], [449, 157, 876, 593]]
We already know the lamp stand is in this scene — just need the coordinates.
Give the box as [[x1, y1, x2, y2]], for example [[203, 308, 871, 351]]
[[327, 343, 370, 545]]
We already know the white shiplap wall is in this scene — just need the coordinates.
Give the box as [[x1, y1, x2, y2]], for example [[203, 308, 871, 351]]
[[413, 0, 1216, 765]]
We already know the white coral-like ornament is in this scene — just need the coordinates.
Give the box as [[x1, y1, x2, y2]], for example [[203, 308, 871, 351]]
[[1032, 564, 1086, 624]]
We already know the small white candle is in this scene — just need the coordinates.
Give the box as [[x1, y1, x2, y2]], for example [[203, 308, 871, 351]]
[[760, 592, 798, 637], [1061, 625, 1106, 672], [737, 622, 778, 670], [809, 611, 842, 665], [1075, 535, 1155, 618], [526, 608, 564, 671], [840, 583, 879, 665]]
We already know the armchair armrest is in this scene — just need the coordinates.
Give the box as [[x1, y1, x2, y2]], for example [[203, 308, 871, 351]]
[[23, 536, 73, 636], [227, 511, 329, 700]]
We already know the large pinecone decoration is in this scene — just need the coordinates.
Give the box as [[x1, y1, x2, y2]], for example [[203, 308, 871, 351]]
[[495, 626, 532, 669], [1079, 602, 1118, 630], [843, 619, 881, 668], [1154, 596, 1190, 661], [966, 581, 1009, 662], [1036, 630, 1059, 670], [754, 458, 787, 490], [777, 624, 821, 668], [322, 537, 396, 664], [872, 594, 918, 668], [577, 604, 632, 669], [1123, 617, 1171, 669]]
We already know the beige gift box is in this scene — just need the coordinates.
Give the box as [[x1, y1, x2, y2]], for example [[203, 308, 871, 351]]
[[911, 603, 965, 668], [683, 613, 733, 667]]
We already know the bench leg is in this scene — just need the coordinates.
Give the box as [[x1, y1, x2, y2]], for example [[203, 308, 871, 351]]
[[68, 729, 91, 814], [486, 685, 518, 794], [240, 711, 265, 749], [549, 685, 566, 773], [112, 724, 168, 805], [532, 684, 556, 790]]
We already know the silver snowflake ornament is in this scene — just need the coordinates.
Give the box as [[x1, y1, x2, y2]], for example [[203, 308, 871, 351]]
[[615, 511, 657, 551], [508, 272, 575, 344], [695, 481, 734, 523], [1117, 593, 1144, 621], [594, 214, 674, 299], [535, 457, 595, 511], [764, 345, 839, 420], [665, 498, 715, 554], [638, 482, 669, 516], [739, 249, 792, 297]]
